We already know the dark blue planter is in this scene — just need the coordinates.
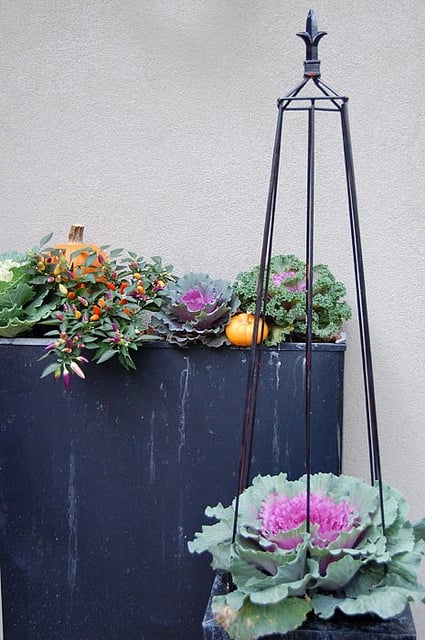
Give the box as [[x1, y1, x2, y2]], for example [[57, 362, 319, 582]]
[[0, 339, 345, 640]]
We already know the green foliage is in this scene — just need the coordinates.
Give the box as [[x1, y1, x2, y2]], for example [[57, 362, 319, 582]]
[[233, 255, 351, 344], [0, 248, 57, 337]]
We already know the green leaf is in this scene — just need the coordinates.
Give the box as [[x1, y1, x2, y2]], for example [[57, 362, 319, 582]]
[[338, 587, 408, 619], [0, 316, 37, 337], [81, 335, 100, 343], [40, 362, 60, 379], [389, 549, 423, 585], [249, 572, 312, 604], [140, 334, 161, 341], [84, 252, 98, 267], [212, 593, 312, 639], [312, 593, 344, 619], [268, 324, 292, 345], [0, 282, 34, 310], [38, 232, 54, 247], [188, 520, 233, 556], [82, 272, 97, 283], [0, 303, 25, 321], [26, 298, 60, 321], [413, 518, 425, 543], [109, 248, 123, 258], [118, 352, 137, 370], [95, 349, 117, 364], [386, 520, 415, 555], [312, 554, 365, 592], [29, 275, 50, 285], [232, 540, 311, 594]]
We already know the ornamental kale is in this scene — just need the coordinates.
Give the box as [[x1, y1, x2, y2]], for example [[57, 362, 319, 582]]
[[189, 472, 425, 639], [153, 272, 240, 347], [233, 254, 351, 345], [0, 241, 59, 338]]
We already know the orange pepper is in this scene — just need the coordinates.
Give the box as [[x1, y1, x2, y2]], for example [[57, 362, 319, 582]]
[[68, 291, 76, 300], [106, 282, 116, 291], [90, 313, 100, 321], [120, 282, 129, 294]]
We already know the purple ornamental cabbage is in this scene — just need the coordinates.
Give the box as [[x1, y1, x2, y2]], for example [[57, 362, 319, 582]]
[[189, 472, 425, 639], [153, 272, 240, 347]]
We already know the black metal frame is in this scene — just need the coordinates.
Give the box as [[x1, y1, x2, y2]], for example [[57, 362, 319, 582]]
[[233, 9, 385, 540]]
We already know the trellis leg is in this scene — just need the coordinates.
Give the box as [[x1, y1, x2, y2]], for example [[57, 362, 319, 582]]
[[340, 100, 386, 531]]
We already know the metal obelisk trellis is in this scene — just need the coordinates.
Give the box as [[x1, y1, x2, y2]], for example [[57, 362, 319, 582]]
[[233, 9, 385, 540]]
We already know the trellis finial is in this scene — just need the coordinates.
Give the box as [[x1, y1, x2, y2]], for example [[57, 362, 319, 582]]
[[296, 9, 327, 78]]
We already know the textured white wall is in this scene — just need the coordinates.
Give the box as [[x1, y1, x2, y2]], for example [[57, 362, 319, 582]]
[[1, 1, 424, 635]]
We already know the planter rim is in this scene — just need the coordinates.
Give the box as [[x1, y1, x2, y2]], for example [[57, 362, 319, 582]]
[[0, 337, 346, 351]]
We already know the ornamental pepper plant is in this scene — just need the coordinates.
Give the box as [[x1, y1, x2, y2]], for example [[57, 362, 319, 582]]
[[27, 236, 175, 390]]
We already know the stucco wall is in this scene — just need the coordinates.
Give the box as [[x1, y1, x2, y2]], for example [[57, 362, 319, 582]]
[[1, 1, 424, 636]]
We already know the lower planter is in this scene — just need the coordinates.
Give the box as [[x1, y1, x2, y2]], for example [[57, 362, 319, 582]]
[[203, 573, 417, 640], [0, 339, 345, 640]]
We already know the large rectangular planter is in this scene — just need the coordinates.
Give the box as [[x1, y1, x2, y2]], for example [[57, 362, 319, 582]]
[[0, 339, 345, 640], [203, 573, 417, 639]]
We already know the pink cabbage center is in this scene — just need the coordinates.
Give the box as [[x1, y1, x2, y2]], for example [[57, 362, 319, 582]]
[[259, 492, 356, 549], [180, 288, 215, 312], [271, 271, 306, 292]]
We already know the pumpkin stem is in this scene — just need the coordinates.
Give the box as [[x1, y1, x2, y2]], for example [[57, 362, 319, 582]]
[[68, 224, 85, 243]]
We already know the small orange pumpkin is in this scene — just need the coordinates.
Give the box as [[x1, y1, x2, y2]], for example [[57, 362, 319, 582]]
[[54, 224, 108, 278], [225, 313, 269, 347]]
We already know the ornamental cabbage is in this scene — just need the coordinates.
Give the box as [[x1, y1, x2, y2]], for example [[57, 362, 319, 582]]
[[188, 472, 425, 639], [153, 272, 240, 347], [0, 251, 57, 338], [233, 255, 351, 345]]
